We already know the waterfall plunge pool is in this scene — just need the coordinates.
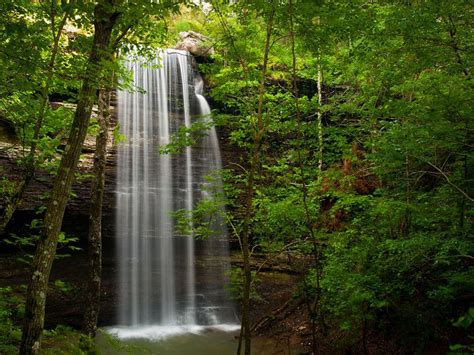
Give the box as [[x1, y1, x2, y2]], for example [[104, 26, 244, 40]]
[[98, 325, 241, 354]]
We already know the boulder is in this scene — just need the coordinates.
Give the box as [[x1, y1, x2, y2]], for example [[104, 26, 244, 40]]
[[174, 31, 214, 58]]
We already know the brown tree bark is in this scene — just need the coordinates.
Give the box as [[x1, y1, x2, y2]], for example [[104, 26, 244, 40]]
[[83, 85, 112, 336], [20, 2, 120, 353]]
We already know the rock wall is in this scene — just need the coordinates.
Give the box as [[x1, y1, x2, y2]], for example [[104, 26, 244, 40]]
[[0, 101, 118, 244]]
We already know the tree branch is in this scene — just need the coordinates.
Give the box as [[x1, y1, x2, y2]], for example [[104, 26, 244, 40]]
[[421, 158, 473, 202]]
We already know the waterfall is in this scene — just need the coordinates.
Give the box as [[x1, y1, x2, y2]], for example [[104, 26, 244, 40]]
[[113, 49, 236, 337]]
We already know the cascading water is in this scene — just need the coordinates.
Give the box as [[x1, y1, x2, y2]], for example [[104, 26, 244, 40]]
[[111, 49, 237, 339]]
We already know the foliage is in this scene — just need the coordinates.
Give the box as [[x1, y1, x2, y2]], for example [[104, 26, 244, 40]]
[[449, 307, 474, 354], [53, 280, 74, 295], [202, 0, 473, 352], [159, 120, 215, 154], [225, 267, 262, 302], [4, 217, 80, 265], [0, 1, 82, 158], [0, 287, 23, 354], [41, 325, 97, 354]]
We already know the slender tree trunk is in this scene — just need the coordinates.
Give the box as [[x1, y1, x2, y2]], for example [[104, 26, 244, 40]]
[[317, 56, 323, 172], [403, 153, 411, 236], [459, 150, 467, 229], [446, 15, 470, 229], [0, 3, 71, 234], [237, 5, 275, 355], [20, 2, 120, 353], [83, 85, 112, 336], [289, 3, 324, 352], [362, 317, 368, 355], [447, 15, 469, 77]]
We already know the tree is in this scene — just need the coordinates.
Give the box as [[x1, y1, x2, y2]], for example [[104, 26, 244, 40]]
[[300, 0, 473, 351], [203, 0, 472, 352], [238, 7, 275, 354], [81, 0, 181, 336], [0, 1, 78, 234], [206, 1, 280, 353], [82, 83, 113, 337], [20, 1, 121, 353]]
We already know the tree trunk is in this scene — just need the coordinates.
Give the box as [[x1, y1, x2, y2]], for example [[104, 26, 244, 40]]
[[83, 85, 112, 336], [317, 55, 323, 172], [237, 5, 275, 355], [289, 3, 324, 352], [20, 2, 120, 353]]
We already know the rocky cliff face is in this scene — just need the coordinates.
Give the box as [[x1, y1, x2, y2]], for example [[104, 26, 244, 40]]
[[0, 100, 120, 328], [0, 89, 235, 245], [0, 101, 118, 243]]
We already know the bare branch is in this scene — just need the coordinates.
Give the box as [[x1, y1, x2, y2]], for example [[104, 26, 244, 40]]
[[422, 159, 473, 202]]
